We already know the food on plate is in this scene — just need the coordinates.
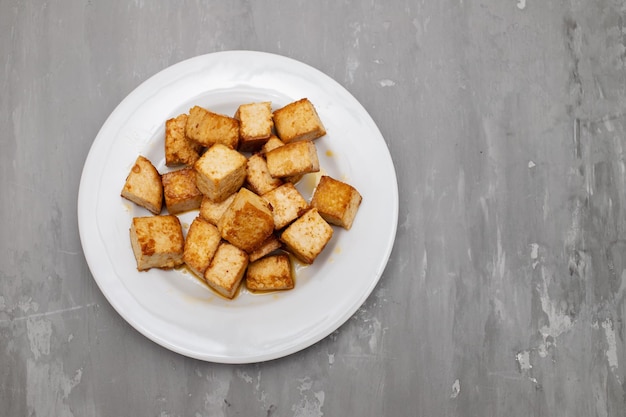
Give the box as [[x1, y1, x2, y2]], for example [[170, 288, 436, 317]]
[[194, 143, 247, 202], [245, 254, 294, 291], [185, 105, 240, 149], [265, 141, 320, 178], [183, 216, 221, 279], [204, 242, 249, 299], [245, 153, 284, 196], [121, 155, 163, 215], [235, 101, 273, 152], [262, 182, 309, 230], [161, 167, 203, 214], [129, 215, 184, 271], [217, 188, 274, 253], [123, 98, 362, 299], [279, 208, 333, 264], [272, 98, 326, 143], [164, 113, 202, 167], [248, 234, 282, 263], [310, 175, 363, 230]]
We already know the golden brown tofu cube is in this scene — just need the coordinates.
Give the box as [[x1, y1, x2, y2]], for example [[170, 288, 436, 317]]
[[199, 193, 236, 226], [183, 216, 221, 278], [311, 176, 362, 230], [280, 208, 333, 264], [261, 137, 303, 184], [204, 242, 249, 299], [235, 102, 273, 152], [194, 144, 247, 202], [272, 98, 326, 143], [262, 182, 308, 229], [129, 215, 184, 271], [246, 254, 294, 291], [245, 153, 283, 196], [261, 135, 285, 153], [185, 105, 239, 149], [165, 113, 202, 167], [265, 141, 320, 178], [121, 155, 163, 215], [248, 234, 282, 262], [218, 188, 275, 253], [161, 167, 203, 214]]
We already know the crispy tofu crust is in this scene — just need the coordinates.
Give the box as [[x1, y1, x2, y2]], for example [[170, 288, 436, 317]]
[[272, 98, 326, 143], [165, 113, 202, 167], [129, 215, 184, 271], [310, 175, 362, 230], [121, 155, 163, 215], [248, 234, 282, 262], [235, 102, 273, 152], [279, 208, 333, 264], [183, 216, 221, 278], [161, 167, 203, 214], [199, 194, 236, 226], [245, 153, 283, 196], [185, 105, 240, 149], [204, 242, 249, 299], [218, 188, 274, 253], [265, 141, 320, 178], [262, 182, 309, 230], [194, 144, 247, 202], [246, 254, 294, 291]]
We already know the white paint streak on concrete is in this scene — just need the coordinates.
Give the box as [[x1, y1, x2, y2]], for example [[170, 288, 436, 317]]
[[530, 243, 539, 269], [601, 319, 620, 382], [516, 350, 532, 371], [537, 266, 574, 355], [528, 160, 536, 168], [378, 79, 396, 87], [236, 369, 254, 384], [421, 249, 428, 282], [450, 379, 461, 398], [517, 0, 527, 10], [203, 374, 230, 417], [292, 377, 325, 417], [26, 359, 83, 417], [328, 353, 335, 365], [27, 318, 52, 359]]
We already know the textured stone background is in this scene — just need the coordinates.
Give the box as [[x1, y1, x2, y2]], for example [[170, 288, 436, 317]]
[[1, 1, 625, 416]]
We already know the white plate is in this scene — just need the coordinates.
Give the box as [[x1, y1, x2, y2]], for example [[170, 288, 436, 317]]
[[78, 51, 398, 363]]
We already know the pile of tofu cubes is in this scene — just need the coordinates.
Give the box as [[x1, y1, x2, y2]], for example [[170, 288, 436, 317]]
[[121, 98, 362, 299]]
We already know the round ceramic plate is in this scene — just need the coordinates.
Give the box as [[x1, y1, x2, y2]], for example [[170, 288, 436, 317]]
[[78, 51, 398, 363]]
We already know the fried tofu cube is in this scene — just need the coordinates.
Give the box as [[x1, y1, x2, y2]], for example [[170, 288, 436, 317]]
[[246, 254, 294, 291], [265, 141, 319, 178], [161, 167, 203, 214], [280, 208, 333, 264], [261, 135, 286, 153], [248, 234, 282, 262], [311, 176, 362, 230], [194, 144, 247, 202], [185, 105, 239, 149], [129, 215, 184, 271], [235, 102, 273, 152], [204, 242, 249, 299], [183, 216, 221, 278], [261, 137, 303, 184], [165, 113, 202, 167], [262, 183, 308, 229], [272, 98, 326, 143], [199, 193, 236, 226], [121, 155, 163, 215], [245, 153, 283, 196], [218, 188, 274, 253]]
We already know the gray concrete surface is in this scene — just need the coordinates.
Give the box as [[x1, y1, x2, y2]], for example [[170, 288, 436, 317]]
[[1, 1, 625, 416]]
